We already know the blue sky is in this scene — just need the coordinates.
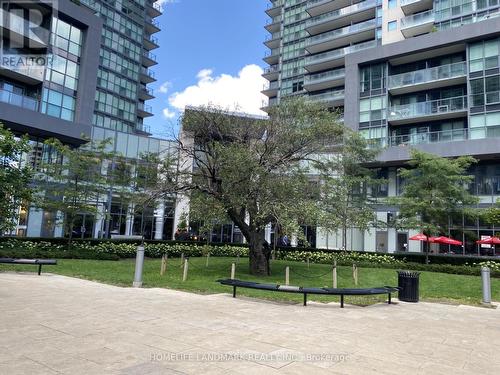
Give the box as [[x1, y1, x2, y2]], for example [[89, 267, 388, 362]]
[[147, 0, 269, 138]]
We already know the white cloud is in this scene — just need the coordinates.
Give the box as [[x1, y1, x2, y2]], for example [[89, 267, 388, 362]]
[[167, 64, 268, 116], [163, 108, 176, 119], [157, 0, 178, 7], [158, 81, 172, 94]]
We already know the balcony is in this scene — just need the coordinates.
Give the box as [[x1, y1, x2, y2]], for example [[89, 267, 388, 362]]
[[137, 102, 154, 117], [266, 0, 283, 17], [139, 67, 156, 84], [145, 16, 161, 34], [389, 128, 467, 147], [306, 19, 377, 54], [262, 81, 279, 97], [144, 34, 159, 51], [261, 97, 278, 112], [306, 0, 377, 36], [305, 40, 377, 72], [306, 0, 359, 17], [388, 95, 468, 125], [264, 31, 282, 49], [400, 0, 434, 16], [0, 88, 39, 112], [136, 123, 151, 135], [0, 58, 45, 84], [263, 48, 280, 65], [388, 61, 467, 95], [146, 1, 163, 17], [263, 64, 280, 80], [142, 51, 157, 67], [265, 15, 282, 33], [309, 89, 345, 107], [304, 67, 345, 91], [401, 10, 435, 38], [138, 86, 155, 100]]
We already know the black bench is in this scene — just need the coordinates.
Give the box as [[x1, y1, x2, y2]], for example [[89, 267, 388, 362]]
[[0, 258, 57, 275], [218, 279, 399, 308]]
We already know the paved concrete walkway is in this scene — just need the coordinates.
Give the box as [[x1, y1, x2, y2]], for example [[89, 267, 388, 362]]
[[0, 273, 499, 374]]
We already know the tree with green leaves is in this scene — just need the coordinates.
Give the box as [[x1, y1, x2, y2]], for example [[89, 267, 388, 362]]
[[389, 149, 478, 263], [175, 98, 344, 275], [317, 130, 385, 250], [35, 138, 112, 247], [482, 200, 500, 228], [0, 124, 33, 234]]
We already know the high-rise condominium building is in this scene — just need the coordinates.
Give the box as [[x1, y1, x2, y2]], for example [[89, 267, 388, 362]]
[[1, 0, 176, 240], [263, 0, 500, 255]]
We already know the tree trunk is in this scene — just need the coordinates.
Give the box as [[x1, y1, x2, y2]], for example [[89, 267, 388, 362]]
[[342, 225, 347, 251], [67, 216, 74, 250], [248, 231, 269, 276]]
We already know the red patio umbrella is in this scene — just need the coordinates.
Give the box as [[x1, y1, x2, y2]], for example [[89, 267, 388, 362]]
[[430, 236, 462, 246], [409, 234, 429, 241], [476, 237, 500, 245]]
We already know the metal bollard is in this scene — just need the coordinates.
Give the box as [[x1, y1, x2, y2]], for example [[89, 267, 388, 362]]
[[481, 267, 491, 305], [133, 245, 145, 288]]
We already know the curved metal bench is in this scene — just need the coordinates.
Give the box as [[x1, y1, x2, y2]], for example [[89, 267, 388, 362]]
[[0, 258, 57, 275], [217, 279, 399, 308]]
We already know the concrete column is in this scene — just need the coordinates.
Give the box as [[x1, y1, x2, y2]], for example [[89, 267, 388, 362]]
[[265, 223, 272, 244], [93, 203, 105, 239], [54, 211, 64, 238], [26, 207, 42, 237], [154, 201, 165, 240], [125, 203, 135, 236]]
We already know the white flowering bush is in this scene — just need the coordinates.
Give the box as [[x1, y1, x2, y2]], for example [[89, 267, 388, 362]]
[[471, 260, 500, 271], [276, 250, 404, 266]]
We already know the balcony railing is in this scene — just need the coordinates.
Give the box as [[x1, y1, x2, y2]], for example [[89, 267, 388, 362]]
[[401, 9, 435, 28], [145, 16, 160, 29], [307, 18, 377, 46], [263, 81, 279, 90], [138, 102, 153, 113], [141, 67, 155, 79], [388, 95, 468, 121], [307, 0, 330, 7], [306, 0, 377, 27], [305, 67, 345, 84], [266, 15, 282, 25], [0, 88, 39, 111], [267, 0, 284, 9], [388, 61, 467, 89], [389, 128, 468, 147], [265, 31, 282, 42], [146, 35, 159, 45], [309, 89, 345, 103], [305, 40, 377, 65], [140, 86, 154, 97], [143, 51, 157, 62], [264, 65, 280, 74]]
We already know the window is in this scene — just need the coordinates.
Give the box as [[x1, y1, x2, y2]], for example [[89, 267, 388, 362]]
[[388, 0, 397, 9], [388, 21, 397, 32], [41, 88, 76, 121]]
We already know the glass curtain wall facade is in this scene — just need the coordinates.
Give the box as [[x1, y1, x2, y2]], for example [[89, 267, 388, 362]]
[[260, 0, 500, 254], [1, 1, 176, 240]]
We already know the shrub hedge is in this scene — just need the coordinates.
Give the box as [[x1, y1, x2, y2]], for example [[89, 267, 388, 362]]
[[0, 237, 499, 277]]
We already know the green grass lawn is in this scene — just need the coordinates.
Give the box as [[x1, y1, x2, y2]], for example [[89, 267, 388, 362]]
[[1, 256, 498, 306]]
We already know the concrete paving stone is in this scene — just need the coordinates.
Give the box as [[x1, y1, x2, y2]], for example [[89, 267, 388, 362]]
[[1, 272, 499, 375], [0, 357, 59, 374]]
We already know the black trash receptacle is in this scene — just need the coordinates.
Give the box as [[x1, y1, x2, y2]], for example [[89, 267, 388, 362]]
[[397, 271, 420, 302]]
